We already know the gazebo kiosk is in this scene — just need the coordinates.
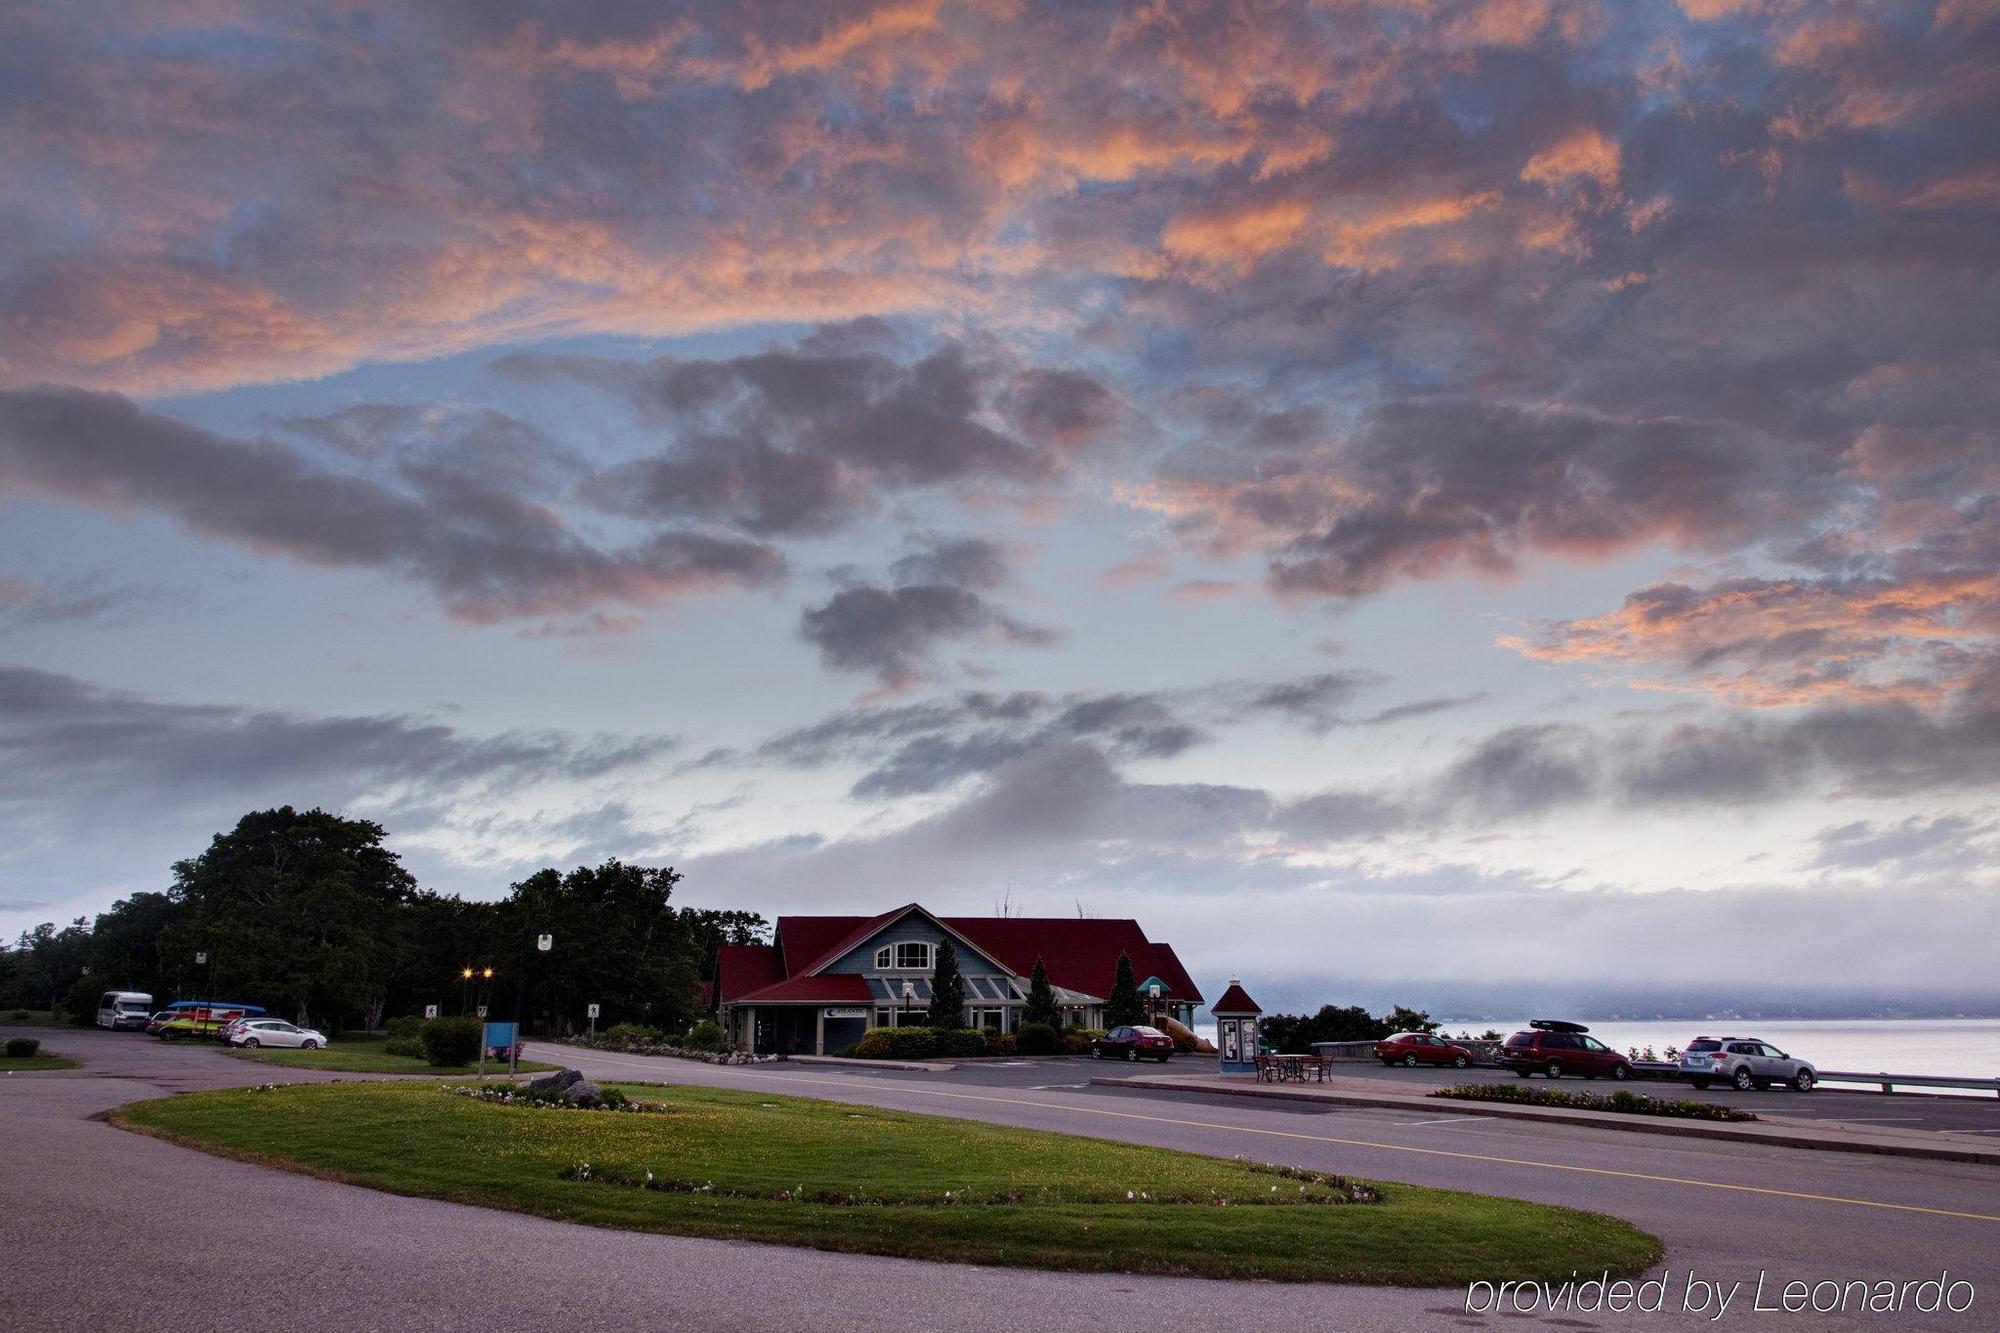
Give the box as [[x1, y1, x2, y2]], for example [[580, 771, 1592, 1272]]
[[1212, 978, 1262, 1075]]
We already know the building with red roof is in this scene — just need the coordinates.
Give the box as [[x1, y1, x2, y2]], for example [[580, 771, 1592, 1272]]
[[712, 902, 1204, 1055]]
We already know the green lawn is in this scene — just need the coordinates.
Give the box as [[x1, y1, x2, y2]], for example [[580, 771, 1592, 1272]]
[[115, 1081, 1660, 1284], [2, 1051, 81, 1070], [225, 1034, 556, 1076], [2, 1010, 68, 1028]]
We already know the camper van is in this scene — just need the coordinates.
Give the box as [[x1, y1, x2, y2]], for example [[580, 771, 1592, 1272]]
[[95, 991, 154, 1031]]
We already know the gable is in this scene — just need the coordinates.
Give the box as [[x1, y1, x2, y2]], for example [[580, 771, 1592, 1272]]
[[816, 907, 1014, 977]]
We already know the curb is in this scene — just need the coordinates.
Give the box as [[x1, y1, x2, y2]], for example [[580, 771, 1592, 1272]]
[[1093, 1076, 2000, 1167]]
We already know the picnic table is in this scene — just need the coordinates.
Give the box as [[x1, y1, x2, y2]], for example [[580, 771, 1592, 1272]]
[[1256, 1053, 1329, 1083]]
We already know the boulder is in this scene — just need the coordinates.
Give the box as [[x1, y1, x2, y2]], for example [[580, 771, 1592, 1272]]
[[526, 1067, 584, 1092], [564, 1080, 601, 1104]]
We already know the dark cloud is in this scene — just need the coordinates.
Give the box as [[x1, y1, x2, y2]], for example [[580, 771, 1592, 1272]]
[[1360, 693, 1487, 726], [507, 336, 1117, 537], [0, 665, 676, 801], [0, 386, 784, 624], [796, 534, 1059, 690], [1234, 670, 1383, 734], [799, 583, 1056, 691], [1811, 815, 1997, 877]]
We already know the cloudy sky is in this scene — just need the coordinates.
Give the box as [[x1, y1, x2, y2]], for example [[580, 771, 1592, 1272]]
[[3, 0, 1997, 1009]]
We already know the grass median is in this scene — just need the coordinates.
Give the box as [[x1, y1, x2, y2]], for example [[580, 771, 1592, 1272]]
[[225, 1034, 556, 1076], [114, 1080, 1659, 1284], [3, 1052, 81, 1070]]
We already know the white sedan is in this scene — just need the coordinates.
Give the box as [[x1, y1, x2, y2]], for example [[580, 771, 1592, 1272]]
[[228, 1018, 327, 1050]]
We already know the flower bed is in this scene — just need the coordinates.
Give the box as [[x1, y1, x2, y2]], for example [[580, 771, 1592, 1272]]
[[1429, 1084, 1757, 1122], [564, 1030, 782, 1065]]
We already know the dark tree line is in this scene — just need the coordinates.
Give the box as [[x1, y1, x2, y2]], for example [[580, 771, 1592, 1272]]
[[1257, 1003, 1443, 1053], [0, 806, 768, 1036]]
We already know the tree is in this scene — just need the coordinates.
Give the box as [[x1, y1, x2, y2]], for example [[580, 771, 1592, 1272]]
[[1381, 1005, 1440, 1034], [1103, 951, 1143, 1028], [926, 940, 966, 1028], [1021, 955, 1059, 1028], [159, 807, 417, 1031], [508, 860, 703, 1035], [681, 908, 772, 979]]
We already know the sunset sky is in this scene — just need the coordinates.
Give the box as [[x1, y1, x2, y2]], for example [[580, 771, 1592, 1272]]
[[3, 0, 1996, 1009]]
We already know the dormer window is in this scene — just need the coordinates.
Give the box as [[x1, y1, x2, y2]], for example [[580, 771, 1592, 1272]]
[[874, 941, 931, 970]]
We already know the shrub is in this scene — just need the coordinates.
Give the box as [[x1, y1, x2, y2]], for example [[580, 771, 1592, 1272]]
[[62, 974, 108, 1027], [385, 1015, 424, 1041], [680, 1021, 724, 1052], [853, 1032, 893, 1058], [603, 1022, 664, 1047], [383, 1036, 425, 1058], [1060, 1027, 1105, 1055], [419, 1017, 482, 1067], [940, 1028, 986, 1057], [5, 1036, 40, 1058], [981, 1032, 1016, 1056], [10, 1010, 29, 1022], [1015, 1022, 1059, 1055], [1429, 1083, 1757, 1122]]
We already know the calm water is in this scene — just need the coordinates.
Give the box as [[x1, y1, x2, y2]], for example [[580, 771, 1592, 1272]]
[[1197, 1019, 2000, 1083]]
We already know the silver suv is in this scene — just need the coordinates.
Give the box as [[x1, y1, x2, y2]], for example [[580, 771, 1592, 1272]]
[[1680, 1036, 1816, 1092]]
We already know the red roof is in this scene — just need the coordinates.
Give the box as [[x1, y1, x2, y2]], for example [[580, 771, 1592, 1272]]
[[755, 906, 1202, 1007], [947, 917, 1203, 1005], [732, 974, 875, 1005], [714, 943, 784, 1005], [1212, 982, 1261, 1014], [781, 907, 913, 979]]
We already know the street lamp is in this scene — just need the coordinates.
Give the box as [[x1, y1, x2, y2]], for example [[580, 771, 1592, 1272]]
[[1147, 982, 1162, 1027], [901, 980, 917, 1026], [461, 967, 474, 1015]]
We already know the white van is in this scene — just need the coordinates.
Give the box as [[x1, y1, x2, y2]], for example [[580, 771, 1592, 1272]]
[[96, 991, 154, 1031]]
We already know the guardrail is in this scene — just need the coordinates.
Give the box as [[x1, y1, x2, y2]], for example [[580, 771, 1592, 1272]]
[[1305, 1042, 2000, 1096], [1819, 1070, 2000, 1097]]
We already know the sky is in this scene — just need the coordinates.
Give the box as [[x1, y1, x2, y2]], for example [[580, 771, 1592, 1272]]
[[2, 0, 1997, 1012]]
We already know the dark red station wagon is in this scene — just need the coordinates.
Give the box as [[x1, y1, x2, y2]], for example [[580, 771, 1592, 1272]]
[[1499, 1020, 1633, 1080]]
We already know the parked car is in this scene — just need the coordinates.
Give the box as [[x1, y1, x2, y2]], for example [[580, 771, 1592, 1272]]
[[1375, 1032, 1473, 1068], [1498, 1020, 1632, 1080], [1090, 1025, 1175, 1062], [228, 1019, 327, 1050], [95, 991, 154, 1031], [153, 1001, 265, 1040], [1679, 1037, 1816, 1092]]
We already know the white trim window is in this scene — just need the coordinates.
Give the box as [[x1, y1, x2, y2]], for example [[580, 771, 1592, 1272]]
[[875, 941, 933, 970]]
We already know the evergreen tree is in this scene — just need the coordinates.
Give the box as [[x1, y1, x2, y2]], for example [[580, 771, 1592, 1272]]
[[1104, 950, 1144, 1027], [1022, 955, 1059, 1027], [926, 940, 966, 1028]]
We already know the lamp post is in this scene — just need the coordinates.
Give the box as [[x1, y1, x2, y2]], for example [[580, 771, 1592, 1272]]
[[460, 966, 474, 1016], [901, 980, 916, 1027], [1147, 982, 1162, 1028]]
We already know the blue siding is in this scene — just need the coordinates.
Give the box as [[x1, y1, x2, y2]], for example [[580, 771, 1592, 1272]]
[[820, 913, 1011, 979]]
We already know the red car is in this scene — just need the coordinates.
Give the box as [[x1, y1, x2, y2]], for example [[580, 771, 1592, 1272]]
[[1375, 1032, 1473, 1068], [1091, 1025, 1175, 1062]]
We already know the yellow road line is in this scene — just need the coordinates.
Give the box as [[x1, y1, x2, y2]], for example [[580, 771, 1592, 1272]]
[[544, 1047, 2000, 1224]]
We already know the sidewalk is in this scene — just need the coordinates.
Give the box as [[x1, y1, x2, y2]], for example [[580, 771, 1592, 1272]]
[[1095, 1071, 2000, 1167]]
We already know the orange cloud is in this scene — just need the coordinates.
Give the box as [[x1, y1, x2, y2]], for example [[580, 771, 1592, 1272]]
[[1521, 129, 1621, 190]]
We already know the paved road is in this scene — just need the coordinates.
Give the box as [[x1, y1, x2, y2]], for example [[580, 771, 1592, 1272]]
[[6, 1027, 1996, 1331]]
